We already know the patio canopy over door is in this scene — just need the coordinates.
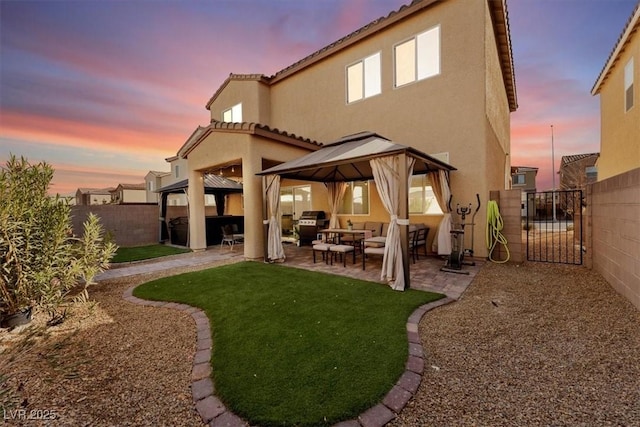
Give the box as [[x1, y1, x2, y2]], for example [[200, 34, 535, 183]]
[[258, 131, 456, 290], [156, 174, 243, 243]]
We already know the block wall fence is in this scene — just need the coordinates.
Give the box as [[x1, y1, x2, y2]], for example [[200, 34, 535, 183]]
[[488, 189, 524, 264], [71, 205, 219, 247], [586, 168, 640, 310]]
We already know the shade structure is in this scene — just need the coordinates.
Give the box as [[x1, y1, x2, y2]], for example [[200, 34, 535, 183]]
[[258, 131, 456, 290], [156, 175, 243, 194], [257, 131, 455, 182], [156, 174, 243, 243]]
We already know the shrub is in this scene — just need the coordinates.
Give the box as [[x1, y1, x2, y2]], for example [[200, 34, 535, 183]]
[[0, 155, 117, 322]]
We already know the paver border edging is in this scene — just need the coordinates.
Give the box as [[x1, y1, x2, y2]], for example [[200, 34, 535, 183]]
[[123, 286, 455, 427]]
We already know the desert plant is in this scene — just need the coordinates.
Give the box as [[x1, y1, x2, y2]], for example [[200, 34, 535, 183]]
[[0, 155, 117, 323]]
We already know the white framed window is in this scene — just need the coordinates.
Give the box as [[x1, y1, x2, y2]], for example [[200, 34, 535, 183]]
[[625, 58, 634, 112], [339, 181, 370, 215], [346, 52, 381, 103], [409, 174, 443, 215], [174, 165, 180, 178], [222, 103, 243, 122], [394, 26, 440, 88]]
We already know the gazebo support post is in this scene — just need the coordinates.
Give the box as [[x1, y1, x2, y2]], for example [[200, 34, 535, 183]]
[[399, 152, 410, 290], [261, 175, 269, 262]]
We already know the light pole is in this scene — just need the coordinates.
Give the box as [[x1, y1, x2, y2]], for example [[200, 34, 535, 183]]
[[551, 124, 556, 221]]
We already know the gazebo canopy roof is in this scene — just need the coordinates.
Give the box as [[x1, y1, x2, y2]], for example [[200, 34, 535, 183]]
[[156, 174, 243, 194], [257, 132, 455, 182]]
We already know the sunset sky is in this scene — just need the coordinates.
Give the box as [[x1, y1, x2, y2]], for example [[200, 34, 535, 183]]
[[1, 0, 637, 195]]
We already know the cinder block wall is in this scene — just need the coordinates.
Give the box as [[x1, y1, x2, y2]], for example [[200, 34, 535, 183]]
[[587, 168, 640, 310], [488, 189, 524, 263], [71, 204, 158, 247]]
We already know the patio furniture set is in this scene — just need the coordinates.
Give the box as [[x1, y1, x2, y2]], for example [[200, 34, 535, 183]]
[[312, 222, 429, 268]]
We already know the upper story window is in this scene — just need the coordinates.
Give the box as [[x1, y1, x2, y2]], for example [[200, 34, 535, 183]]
[[339, 181, 370, 215], [409, 174, 443, 215], [174, 165, 180, 179], [147, 181, 154, 191], [625, 58, 634, 112], [512, 174, 525, 185], [222, 103, 243, 122], [394, 26, 440, 88], [346, 52, 381, 103]]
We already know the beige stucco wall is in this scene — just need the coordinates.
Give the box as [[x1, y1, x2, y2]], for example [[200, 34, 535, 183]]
[[209, 78, 271, 124], [597, 33, 640, 181], [201, 0, 512, 259], [121, 189, 147, 203], [185, 131, 317, 258]]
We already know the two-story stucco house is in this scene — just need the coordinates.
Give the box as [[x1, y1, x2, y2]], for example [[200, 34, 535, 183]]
[[170, 0, 517, 260], [591, 3, 639, 181]]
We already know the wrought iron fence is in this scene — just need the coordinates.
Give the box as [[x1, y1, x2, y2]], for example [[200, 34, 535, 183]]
[[525, 190, 583, 265]]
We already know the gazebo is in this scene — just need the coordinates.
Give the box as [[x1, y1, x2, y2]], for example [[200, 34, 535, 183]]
[[156, 174, 243, 244], [258, 132, 456, 291]]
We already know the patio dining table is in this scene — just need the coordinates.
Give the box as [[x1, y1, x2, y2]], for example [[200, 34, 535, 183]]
[[319, 228, 374, 245]]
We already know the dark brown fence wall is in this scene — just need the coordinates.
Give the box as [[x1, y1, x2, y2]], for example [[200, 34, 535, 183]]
[[71, 204, 159, 247]]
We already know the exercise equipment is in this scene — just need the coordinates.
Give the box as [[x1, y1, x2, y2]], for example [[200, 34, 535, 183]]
[[441, 194, 481, 275]]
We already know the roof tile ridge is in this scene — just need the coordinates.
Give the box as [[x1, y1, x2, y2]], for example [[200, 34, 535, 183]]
[[270, 0, 428, 80], [592, 2, 640, 94], [209, 120, 322, 147]]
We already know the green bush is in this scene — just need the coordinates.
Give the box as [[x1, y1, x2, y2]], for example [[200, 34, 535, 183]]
[[0, 155, 117, 322]]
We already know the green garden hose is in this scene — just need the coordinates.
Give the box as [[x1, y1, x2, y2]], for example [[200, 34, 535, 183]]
[[486, 200, 510, 263]]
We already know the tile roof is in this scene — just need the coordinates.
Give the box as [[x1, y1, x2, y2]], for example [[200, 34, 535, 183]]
[[116, 183, 146, 190], [560, 153, 599, 165], [76, 187, 115, 195], [177, 121, 322, 158], [592, 1, 640, 95]]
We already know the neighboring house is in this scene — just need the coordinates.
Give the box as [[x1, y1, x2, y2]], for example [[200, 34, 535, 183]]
[[588, 3, 640, 310], [559, 153, 599, 190], [110, 183, 147, 204], [75, 188, 114, 205], [173, 0, 517, 259], [510, 166, 537, 217], [144, 171, 170, 203], [591, 3, 640, 181]]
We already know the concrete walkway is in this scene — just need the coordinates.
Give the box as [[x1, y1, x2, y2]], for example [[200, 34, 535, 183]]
[[96, 248, 244, 282]]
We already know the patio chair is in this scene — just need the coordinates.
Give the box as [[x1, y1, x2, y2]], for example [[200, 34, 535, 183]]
[[220, 225, 243, 250], [413, 225, 429, 260], [362, 245, 385, 270]]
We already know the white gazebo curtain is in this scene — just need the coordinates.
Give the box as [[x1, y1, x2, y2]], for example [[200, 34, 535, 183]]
[[264, 174, 285, 261], [370, 155, 415, 291], [428, 170, 452, 255], [326, 181, 348, 229]]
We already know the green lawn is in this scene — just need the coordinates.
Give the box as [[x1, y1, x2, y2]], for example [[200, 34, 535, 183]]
[[111, 244, 191, 263], [134, 262, 444, 426]]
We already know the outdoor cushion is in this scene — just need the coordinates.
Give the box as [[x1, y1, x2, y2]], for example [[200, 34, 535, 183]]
[[364, 236, 386, 248], [329, 244, 355, 267], [381, 223, 389, 237], [312, 243, 334, 264], [362, 246, 385, 270]]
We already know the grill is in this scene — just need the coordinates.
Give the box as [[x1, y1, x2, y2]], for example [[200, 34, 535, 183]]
[[298, 211, 327, 245]]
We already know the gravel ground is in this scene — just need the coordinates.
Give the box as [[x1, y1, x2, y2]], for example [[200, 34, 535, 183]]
[[2, 259, 639, 426], [391, 262, 640, 427], [0, 261, 233, 427]]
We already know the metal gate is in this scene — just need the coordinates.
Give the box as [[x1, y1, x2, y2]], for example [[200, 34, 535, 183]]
[[525, 190, 583, 265]]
